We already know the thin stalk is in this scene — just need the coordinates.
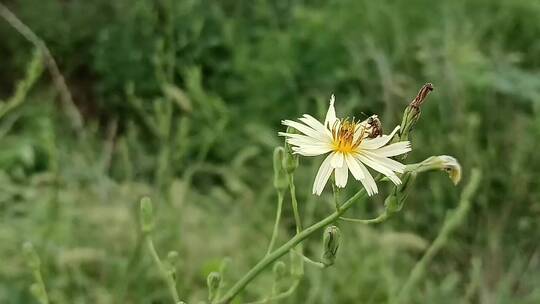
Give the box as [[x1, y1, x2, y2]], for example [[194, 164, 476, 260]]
[[245, 279, 301, 304], [299, 254, 326, 269], [339, 212, 389, 224], [266, 191, 285, 256], [146, 237, 181, 304], [215, 187, 369, 304], [332, 183, 341, 211], [31, 269, 49, 304], [395, 169, 481, 304], [288, 174, 302, 233]]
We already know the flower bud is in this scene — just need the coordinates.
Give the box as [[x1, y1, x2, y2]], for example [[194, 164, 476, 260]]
[[321, 225, 341, 266], [273, 147, 288, 191], [167, 251, 179, 267], [406, 155, 462, 185], [282, 127, 299, 174], [206, 271, 221, 301], [398, 83, 434, 142], [385, 172, 417, 214], [289, 249, 304, 278], [22, 242, 41, 269], [439, 156, 462, 185], [140, 197, 155, 233], [272, 261, 287, 281]]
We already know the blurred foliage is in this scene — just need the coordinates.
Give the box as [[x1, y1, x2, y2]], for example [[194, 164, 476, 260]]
[[1, 0, 540, 303]]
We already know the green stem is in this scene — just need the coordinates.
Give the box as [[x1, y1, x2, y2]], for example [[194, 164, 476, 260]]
[[288, 174, 302, 233], [339, 212, 389, 224], [395, 169, 481, 304], [245, 279, 301, 304], [332, 183, 341, 211], [266, 191, 285, 256], [215, 187, 368, 304], [146, 237, 181, 304], [32, 269, 49, 304], [297, 253, 326, 269]]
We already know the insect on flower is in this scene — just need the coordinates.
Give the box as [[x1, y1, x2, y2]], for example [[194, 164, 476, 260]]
[[279, 95, 412, 196]]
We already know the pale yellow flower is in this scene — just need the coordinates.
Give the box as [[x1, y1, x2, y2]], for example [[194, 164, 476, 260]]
[[280, 95, 411, 196]]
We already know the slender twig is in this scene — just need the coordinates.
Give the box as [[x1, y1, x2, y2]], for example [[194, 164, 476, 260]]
[[266, 191, 285, 256], [145, 237, 181, 303], [332, 183, 341, 211], [0, 2, 83, 132], [292, 251, 326, 269], [395, 169, 482, 304], [244, 279, 301, 304], [339, 212, 389, 224], [215, 186, 370, 304], [288, 174, 302, 233]]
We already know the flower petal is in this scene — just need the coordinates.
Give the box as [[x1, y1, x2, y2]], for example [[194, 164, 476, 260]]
[[357, 161, 378, 196], [312, 153, 334, 195], [292, 145, 332, 156], [359, 125, 400, 150], [362, 150, 407, 173], [356, 153, 401, 185], [335, 161, 349, 188], [330, 151, 344, 168], [324, 94, 338, 128], [345, 154, 364, 180], [299, 114, 332, 138], [282, 120, 328, 142], [371, 141, 411, 157]]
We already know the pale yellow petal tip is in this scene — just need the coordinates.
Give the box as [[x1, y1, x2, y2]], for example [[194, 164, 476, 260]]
[[330, 94, 335, 105], [439, 155, 462, 185]]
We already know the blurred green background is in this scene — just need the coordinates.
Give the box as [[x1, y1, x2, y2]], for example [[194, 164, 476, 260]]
[[1, 0, 539, 303]]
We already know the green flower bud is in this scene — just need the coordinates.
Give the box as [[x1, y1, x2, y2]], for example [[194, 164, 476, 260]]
[[289, 248, 304, 278], [140, 197, 155, 233], [321, 225, 341, 266], [406, 155, 462, 185], [272, 261, 287, 281], [385, 172, 417, 214], [273, 147, 288, 191], [384, 195, 401, 214], [167, 251, 179, 267], [206, 272, 221, 301], [22, 242, 41, 269], [29, 283, 43, 300], [282, 127, 299, 174], [398, 83, 434, 142]]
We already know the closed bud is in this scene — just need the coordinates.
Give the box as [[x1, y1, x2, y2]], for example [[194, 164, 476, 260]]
[[399, 83, 434, 142], [289, 249, 304, 278], [385, 172, 417, 214], [272, 261, 287, 281], [22, 242, 41, 269], [321, 225, 341, 266], [207, 272, 221, 301], [406, 155, 462, 185], [273, 147, 288, 191], [282, 127, 299, 174], [167, 251, 179, 267], [140, 197, 155, 233]]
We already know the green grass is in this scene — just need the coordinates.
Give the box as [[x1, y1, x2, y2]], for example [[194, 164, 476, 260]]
[[1, 0, 540, 303]]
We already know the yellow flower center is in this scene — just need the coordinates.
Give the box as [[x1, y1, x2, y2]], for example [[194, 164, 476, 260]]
[[331, 120, 365, 154]]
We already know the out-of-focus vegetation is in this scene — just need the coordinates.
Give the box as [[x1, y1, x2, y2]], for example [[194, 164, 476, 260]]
[[1, 0, 540, 303]]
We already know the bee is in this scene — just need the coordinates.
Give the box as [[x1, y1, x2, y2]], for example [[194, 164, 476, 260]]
[[360, 115, 383, 138]]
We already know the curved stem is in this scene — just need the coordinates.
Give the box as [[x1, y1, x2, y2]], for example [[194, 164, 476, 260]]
[[297, 253, 326, 269], [215, 187, 368, 304], [244, 279, 301, 304], [146, 237, 181, 304], [266, 191, 285, 256], [288, 174, 302, 233], [332, 183, 341, 211], [339, 212, 389, 224]]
